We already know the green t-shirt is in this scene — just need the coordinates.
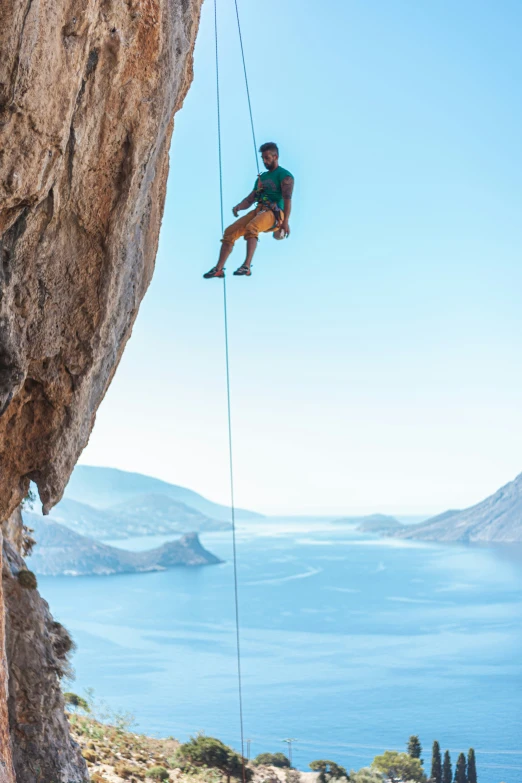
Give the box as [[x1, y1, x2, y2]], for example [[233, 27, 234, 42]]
[[254, 166, 294, 210]]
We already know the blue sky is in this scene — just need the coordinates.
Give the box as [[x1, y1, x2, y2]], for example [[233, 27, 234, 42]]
[[81, 0, 522, 515]]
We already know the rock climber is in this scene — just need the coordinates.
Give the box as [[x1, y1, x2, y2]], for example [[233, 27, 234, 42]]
[[203, 141, 294, 278]]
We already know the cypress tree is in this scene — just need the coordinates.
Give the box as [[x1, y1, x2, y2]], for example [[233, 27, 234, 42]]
[[454, 753, 466, 783], [442, 751, 452, 783], [408, 735, 423, 761], [430, 741, 442, 783], [467, 749, 477, 783]]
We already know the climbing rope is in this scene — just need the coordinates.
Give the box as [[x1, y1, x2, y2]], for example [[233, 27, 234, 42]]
[[213, 0, 259, 778], [233, 0, 258, 171]]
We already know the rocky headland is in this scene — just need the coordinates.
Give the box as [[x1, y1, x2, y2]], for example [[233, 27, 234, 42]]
[[26, 515, 222, 576]]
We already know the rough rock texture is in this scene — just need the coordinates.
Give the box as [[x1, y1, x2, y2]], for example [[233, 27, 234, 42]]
[[0, 0, 204, 778], [0, 535, 15, 783], [1, 510, 23, 558], [0, 0, 202, 519], [2, 536, 87, 782]]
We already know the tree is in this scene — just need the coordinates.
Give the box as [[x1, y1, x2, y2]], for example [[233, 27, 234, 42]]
[[430, 741, 442, 783], [442, 751, 452, 783], [408, 736, 423, 763], [309, 760, 349, 783], [372, 751, 426, 783], [466, 749, 477, 783], [177, 734, 252, 783], [254, 753, 291, 768], [454, 753, 466, 783]]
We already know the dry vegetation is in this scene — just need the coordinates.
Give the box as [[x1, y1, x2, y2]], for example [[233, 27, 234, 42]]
[[69, 713, 181, 782], [68, 714, 299, 783]]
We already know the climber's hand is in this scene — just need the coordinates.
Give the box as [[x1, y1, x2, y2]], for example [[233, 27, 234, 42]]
[[282, 219, 290, 238], [232, 206, 240, 218]]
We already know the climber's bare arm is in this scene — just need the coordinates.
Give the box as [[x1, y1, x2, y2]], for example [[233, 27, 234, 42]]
[[281, 176, 294, 237], [233, 191, 256, 217], [282, 199, 292, 237]]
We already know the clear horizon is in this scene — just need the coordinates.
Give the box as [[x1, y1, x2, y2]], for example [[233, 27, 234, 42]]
[[80, 1, 522, 518]]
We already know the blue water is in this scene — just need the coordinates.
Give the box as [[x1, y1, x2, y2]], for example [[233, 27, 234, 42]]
[[38, 519, 522, 782]]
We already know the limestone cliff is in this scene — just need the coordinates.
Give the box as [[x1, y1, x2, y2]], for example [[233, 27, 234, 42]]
[[0, 0, 202, 518], [3, 526, 86, 783], [0, 0, 203, 778]]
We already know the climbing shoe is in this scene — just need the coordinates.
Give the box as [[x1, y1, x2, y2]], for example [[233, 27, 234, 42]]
[[203, 266, 225, 279], [233, 264, 252, 276]]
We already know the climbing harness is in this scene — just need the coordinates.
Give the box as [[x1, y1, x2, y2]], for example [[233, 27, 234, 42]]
[[213, 0, 258, 777]]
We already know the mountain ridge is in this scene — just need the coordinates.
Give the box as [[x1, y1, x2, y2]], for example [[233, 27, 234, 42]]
[[49, 494, 230, 540], [393, 473, 522, 543], [67, 466, 262, 522]]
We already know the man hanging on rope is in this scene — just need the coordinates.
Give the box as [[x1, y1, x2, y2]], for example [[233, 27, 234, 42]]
[[203, 142, 294, 278]]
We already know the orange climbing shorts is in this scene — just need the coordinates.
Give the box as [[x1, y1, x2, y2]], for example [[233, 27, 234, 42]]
[[222, 206, 282, 244]]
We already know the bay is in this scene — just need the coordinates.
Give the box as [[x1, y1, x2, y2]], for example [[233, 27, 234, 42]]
[[38, 519, 522, 782]]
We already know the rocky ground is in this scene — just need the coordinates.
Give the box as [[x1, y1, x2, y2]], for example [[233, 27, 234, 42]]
[[68, 714, 312, 783], [69, 713, 180, 782]]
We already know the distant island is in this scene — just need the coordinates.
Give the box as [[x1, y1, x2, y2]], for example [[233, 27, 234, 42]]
[[334, 514, 404, 533], [25, 515, 222, 577], [29, 466, 522, 552], [391, 472, 522, 543]]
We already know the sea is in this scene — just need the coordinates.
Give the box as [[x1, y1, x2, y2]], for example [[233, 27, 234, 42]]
[[38, 519, 522, 783]]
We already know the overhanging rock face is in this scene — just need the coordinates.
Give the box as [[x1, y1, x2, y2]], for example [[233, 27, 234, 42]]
[[0, 0, 202, 519], [0, 1, 203, 776]]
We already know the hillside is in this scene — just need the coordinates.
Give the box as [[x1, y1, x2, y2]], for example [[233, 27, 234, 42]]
[[394, 473, 522, 543], [48, 495, 230, 541], [66, 466, 262, 522], [26, 515, 221, 577], [69, 713, 316, 783]]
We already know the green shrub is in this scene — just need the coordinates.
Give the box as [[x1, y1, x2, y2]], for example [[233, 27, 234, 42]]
[[349, 770, 384, 783], [82, 749, 96, 763], [147, 766, 169, 781], [177, 735, 252, 782], [64, 692, 90, 713], [254, 753, 291, 768], [17, 570, 37, 590]]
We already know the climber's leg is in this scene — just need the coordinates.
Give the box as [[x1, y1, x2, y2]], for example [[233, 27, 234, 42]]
[[216, 240, 234, 271], [203, 210, 257, 278], [244, 237, 258, 268], [235, 209, 277, 274]]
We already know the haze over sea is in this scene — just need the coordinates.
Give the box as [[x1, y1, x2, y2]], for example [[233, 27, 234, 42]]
[[40, 519, 522, 783]]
